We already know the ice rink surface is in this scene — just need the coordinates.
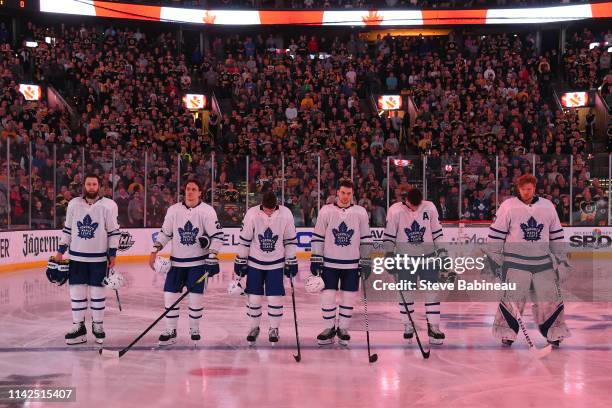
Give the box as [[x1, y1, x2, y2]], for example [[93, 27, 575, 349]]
[[0, 261, 611, 408]]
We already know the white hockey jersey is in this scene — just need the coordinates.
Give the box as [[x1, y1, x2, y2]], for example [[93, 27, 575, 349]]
[[155, 201, 224, 267], [383, 200, 443, 256], [60, 197, 120, 263], [311, 203, 372, 270], [237, 205, 297, 271], [488, 196, 566, 271]]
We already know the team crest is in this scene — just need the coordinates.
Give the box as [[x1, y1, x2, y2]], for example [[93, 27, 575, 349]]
[[77, 214, 98, 240], [520, 216, 544, 242], [332, 221, 354, 247], [258, 227, 279, 253], [405, 221, 426, 243], [178, 220, 199, 246]]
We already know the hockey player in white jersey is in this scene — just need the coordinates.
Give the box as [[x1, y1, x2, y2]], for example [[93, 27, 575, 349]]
[[488, 174, 571, 347], [233, 191, 298, 345], [311, 179, 373, 346], [53, 174, 121, 345], [383, 188, 446, 345], [148, 179, 224, 346]]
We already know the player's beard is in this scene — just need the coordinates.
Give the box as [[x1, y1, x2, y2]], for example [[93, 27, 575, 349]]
[[520, 193, 534, 204], [85, 189, 99, 200]]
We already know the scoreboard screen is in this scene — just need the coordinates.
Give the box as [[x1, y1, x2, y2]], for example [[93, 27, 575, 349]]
[[0, 0, 36, 11]]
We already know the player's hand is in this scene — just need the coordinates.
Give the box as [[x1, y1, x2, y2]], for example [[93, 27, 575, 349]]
[[205, 257, 220, 277], [108, 256, 116, 269], [148, 252, 157, 271], [234, 257, 248, 277], [310, 255, 323, 276], [284, 258, 298, 278], [359, 258, 372, 280], [54, 252, 63, 262]]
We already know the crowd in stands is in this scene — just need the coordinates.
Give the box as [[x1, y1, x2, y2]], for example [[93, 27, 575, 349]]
[[0, 19, 609, 231]]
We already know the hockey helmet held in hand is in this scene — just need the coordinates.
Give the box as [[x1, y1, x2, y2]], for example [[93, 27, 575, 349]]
[[227, 278, 245, 296], [154, 256, 172, 275], [103, 268, 125, 290], [304, 275, 325, 293], [46, 257, 69, 286]]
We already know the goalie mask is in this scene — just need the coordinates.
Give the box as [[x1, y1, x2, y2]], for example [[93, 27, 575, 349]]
[[46, 257, 70, 286], [103, 268, 125, 290]]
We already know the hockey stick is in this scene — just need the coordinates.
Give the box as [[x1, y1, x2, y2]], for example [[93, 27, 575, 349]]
[[99, 272, 210, 359], [361, 275, 378, 363], [114, 289, 122, 312], [511, 301, 552, 358], [289, 277, 301, 362], [395, 275, 430, 359]]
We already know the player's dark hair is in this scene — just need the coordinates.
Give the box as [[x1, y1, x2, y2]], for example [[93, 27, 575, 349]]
[[405, 188, 423, 207], [185, 178, 202, 191], [262, 191, 277, 209], [339, 178, 354, 190], [84, 173, 100, 184]]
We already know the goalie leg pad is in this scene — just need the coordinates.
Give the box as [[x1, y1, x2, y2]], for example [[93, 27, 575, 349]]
[[493, 300, 521, 341]]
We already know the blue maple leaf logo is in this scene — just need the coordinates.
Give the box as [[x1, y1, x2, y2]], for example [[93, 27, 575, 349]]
[[332, 221, 354, 247], [520, 216, 544, 242], [178, 220, 200, 246], [77, 214, 99, 240], [258, 227, 279, 253], [405, 220, 426, 244]]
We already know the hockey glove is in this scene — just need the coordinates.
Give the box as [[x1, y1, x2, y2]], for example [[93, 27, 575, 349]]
[[204, 255, 220, 277], [359, 258, 372, 280], [234, 257, 248, 277], [284, 257, 298, 278], [46, 257, 69, 286], [199, 235, 210, 249], [310, 255, 324, 276]]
